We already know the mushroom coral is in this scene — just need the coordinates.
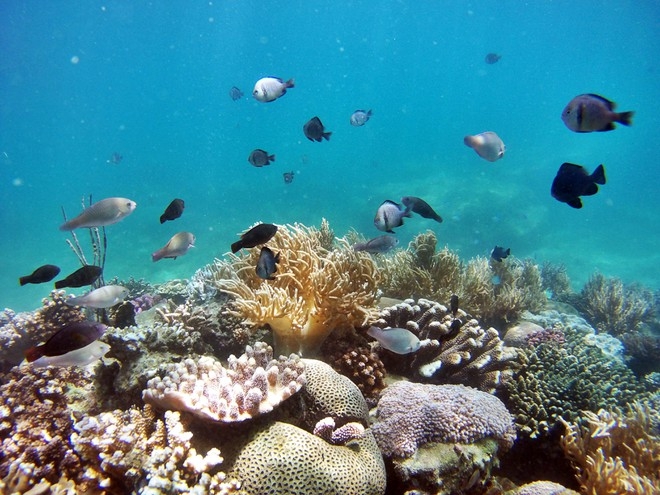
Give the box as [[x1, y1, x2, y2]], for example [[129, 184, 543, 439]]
[[218, 223, 381, 356]]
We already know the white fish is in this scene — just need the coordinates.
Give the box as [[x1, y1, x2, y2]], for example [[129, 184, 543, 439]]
[[29, 340, 110, 368], [152, 231, 195, 262], [65, 285, 129, 308], [464, 131, 506, 162], [367, 326, 421, 354], [374, 200, 411, 233], [59, 197, 137, 230], [350, 109, 372, 127], [252, 77, 295, 102]]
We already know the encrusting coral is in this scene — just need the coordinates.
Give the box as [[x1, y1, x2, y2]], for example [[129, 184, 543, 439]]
[[143, 342, 305, 422], [559, 402, 660, 495], [214, 222, 382, 356]]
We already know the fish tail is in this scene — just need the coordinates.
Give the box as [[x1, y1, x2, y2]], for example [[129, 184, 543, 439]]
[[230, 241, 242, 254], [323, 132, 332, 141], [19, 276, 29, 286], [151, 251, 163, 262], [54, 280, 65, 289], [285, 78, 295, 88], [269, 154, 276, 162], [24, 345, 44, 362], [592, 164, 606, 185], [616, 111, 634, 126], [159, 214, 167, 224]]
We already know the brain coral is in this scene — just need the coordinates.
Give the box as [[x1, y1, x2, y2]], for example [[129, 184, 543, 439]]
[[143, 342, 305, 422], [372, 381, 516, 458], [229, 421, 385, 495]]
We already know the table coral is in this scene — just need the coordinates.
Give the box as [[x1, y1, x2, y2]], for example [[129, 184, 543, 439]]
[[372, 381, 516, 458], [217, 222, 381, 356], [143, 342, 305, 422]]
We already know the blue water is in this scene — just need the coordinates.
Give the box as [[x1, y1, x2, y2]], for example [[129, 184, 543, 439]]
[[1, 1, 659, 312]]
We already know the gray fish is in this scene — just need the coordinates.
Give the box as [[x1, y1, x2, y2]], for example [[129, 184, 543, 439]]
[[65, 285, 129, 309], [256, 246, 280, 280], [350, 109, 372, 127], [464, 132, 505, 162], [152, 232, 196, 261], [59, 197, 137, 230], [19, 264, 60, 286], [374, 200, 411, 233], [401, 196, 443, 223], [248, 149, 275, 167], [485, 53, 501, 64], [29, 340, 110, 369], [561, 94, 634, 133], [229, 86, 243, 101], [303, 116, 332, 142], [283, 171, 295, 184], [253, 77, 294, 103], [367, 326, 421, 355], [352, 235, 399, 254]]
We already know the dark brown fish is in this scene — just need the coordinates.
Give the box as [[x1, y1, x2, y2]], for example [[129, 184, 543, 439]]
[[248, 149, 276, 167], [160, 198, 185, 224], [450, 294, 459, 316], [54, 265, 102, 289], [19, 264, 60, 286], [401, 196, 443, 223], [231, 223, 278, 253], [303, 117, 332, 142], [24, 321, 107, 362], [256, 246, 280, 280], [485, 53, 501, 64], [283, 171, 295, 184]]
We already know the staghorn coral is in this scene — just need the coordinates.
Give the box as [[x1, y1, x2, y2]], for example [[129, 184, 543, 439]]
[[559, 402, 660, 495], [217, 222, 381, 356], [373, 298, 520, 392], [143, 342, 305, 422], [541, 262, 573, 301], [575, 273, 654, 336]]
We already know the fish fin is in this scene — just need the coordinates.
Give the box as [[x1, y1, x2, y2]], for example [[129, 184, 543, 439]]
[[583, 183, 599, 196], [586, 93, 615, 110], [591, 164, 606, 185], [269, 154, 276, 161], [322, 132, 332, 141], [230, 241, 242, 253], [433, 214, 443, 223], [566, 198, 583, 209], [24, 345, 44, 362], [386, 229, 395, 234], [159, 215, 166, 224], [285, 78, 295, 88], [597, 122, 616, 132], [54, 280, 65, 289], [506, 248, 511, 256], [274, 252, 281, 263], [616, 111, 634, 126], [367, 109, 373, 116]]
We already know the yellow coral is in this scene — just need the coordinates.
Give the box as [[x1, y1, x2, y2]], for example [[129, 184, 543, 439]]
[[219, 223, 381, 356], [560, 403, 660, 495]]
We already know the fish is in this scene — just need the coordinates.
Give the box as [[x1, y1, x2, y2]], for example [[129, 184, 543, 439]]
[[107, 152, 123, 165], [352, 235, 399, 254], [464, 132, 506, 162], [229, 86, 244, 101], [24, 321, 107, 363], [366, 326, 421, 355], [231, 223, 278, 253], [374, 200, 412, 233], [256, 246, 280, 280], [448, 319, 463, 335], [54, 265, 103, 289], [491, 246, 511, 262], [450, 294, 459, 316], [485, 53, 501, 64], [561, 94, 634, 133], [65, 285, 129, 309], [59, 197, 137, 231], [248, 149, 276, 167], [152, 232, 196, 262], [401, 196, 443, 223], [283, 171, 295, 184], [303, 117, 332, 142], [551, 162, 606, 209], [350, 109, 372, 127], [29, 340, 110, 369], [160, 198, 185, 224], [19, 264, 60, 286], [252, 76, 294, 102]]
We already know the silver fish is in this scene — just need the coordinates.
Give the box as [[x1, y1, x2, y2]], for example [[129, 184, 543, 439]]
[[561, 94, 634, 133], [374, 200, 411, 233], [252, 77, 294, 103], [59, 197, 137, 230], [367, 326, 421, 355], [152, 232, 195, 262], [352, 235, 399, 254], [65, 285, 129, 309], [29, 340, 110, 369], [350, 109, 372, 126], [464, 131, 505, 162]]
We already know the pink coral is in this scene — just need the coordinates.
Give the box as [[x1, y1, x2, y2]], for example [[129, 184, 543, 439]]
[[525, 327, 566, 347], [372, 381, 516, 458]]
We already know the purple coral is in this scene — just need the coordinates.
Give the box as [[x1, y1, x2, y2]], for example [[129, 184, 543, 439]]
[[525, 327, 566, 347], [372, 381, 516, 458], [130, 293, 160, 313]]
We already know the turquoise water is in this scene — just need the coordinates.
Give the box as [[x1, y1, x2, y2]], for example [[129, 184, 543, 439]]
[[1, 1, 659, 312]]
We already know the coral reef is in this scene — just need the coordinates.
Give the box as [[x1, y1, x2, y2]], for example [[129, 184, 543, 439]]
[[525, 327, 566, 347], [216, 222, 381, 355], [540, 262, 573, 301], [503, 480, 580, 495], [560, 402, 660, 495], [144, 342, 305, 422], [372, 298, 520, 392], [377, 231, 546, 327], [620, 331, 660, 377], [574, 273, 655, 336], [229, 421, 385, 495]]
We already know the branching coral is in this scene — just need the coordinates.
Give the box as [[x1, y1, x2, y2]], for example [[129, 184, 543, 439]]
[[559, 402, 660, 495], [216, 222, 382, 356]]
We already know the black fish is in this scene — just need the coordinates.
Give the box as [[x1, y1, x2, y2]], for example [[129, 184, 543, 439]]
[[491, 246, 511, 262], [231, 223, 278, 253], [24, 321, 107, 362], [229, 86, 244, 101], [450, 294, 459, 317], [485, 53, 501, 64], [401, 196, 443, 223], [19, 264, 61, 286], [256, 246, 280, 280], [448, 319, 463, 335], [160, 198, 185, 224], [248, 149, 275, 167], [283, 171, 295, 184], [551, 163, 606, 209], [54, 265, 103, 289], [303, 117, 332, 142]]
